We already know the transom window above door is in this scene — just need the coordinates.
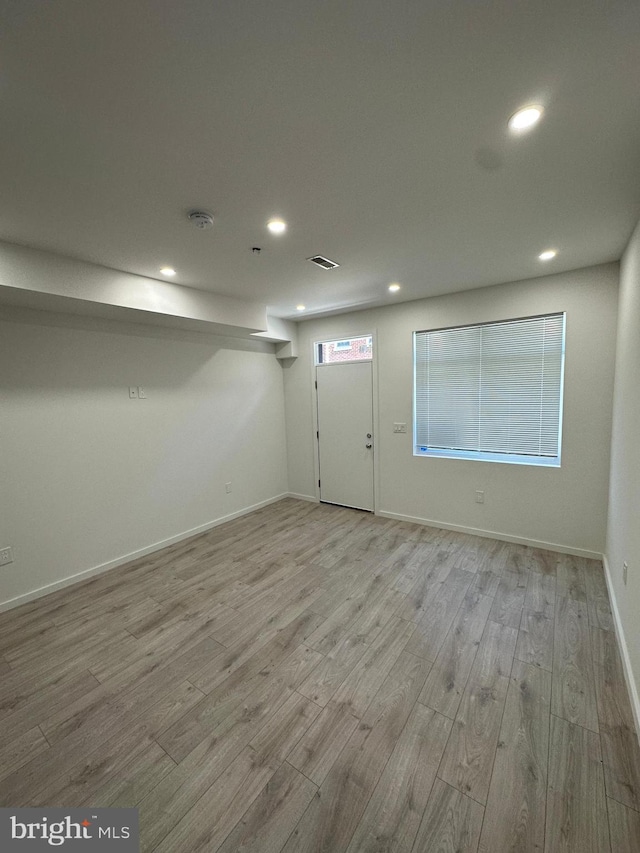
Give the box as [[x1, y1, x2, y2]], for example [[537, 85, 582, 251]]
[[316, 336, 373, 364]]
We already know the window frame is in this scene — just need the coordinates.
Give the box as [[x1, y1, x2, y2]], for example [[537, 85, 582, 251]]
[[315, 334, 374, 366], [413, 312, 566, 468]]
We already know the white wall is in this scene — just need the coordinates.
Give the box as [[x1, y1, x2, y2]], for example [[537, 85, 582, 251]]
[[0, 240, 268, 336], [284, 264, 618, 556], [0, 306, 288, 609], [606, 218, 640, 726]]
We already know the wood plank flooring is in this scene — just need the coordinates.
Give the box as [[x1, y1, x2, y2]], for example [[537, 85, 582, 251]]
[[1, 498, 639, 851]]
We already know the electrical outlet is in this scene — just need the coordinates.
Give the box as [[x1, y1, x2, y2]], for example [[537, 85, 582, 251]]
[[393, 423, 407, 433], [475, 490, 485, 504], [623, 562, 628, 585], [0, 547, 14, 566], [129, 386, 138, 399], [138, 386, 146, 399], [225, 483, 232, 494]]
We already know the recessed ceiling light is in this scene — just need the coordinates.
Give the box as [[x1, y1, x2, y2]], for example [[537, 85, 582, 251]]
[[388, 283, 401, 292], [160, 267, 176, 277], [508, 105, 544, 133], [267, 219, 287, 234], [538, 249, 557, 261], [296, 304, 306, 311]]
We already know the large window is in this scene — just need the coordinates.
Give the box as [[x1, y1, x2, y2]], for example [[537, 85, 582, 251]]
[[414, 313, 565, 466]]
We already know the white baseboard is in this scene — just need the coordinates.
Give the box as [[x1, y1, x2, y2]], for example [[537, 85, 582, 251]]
[[0, 493, 290, 613], [602, 554, 640, 737], [287, 492, 319, 503], [376, 509, 602, 560]]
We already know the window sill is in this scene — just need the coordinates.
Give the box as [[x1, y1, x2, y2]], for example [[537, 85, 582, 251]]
[[414, 447, 561, 468]]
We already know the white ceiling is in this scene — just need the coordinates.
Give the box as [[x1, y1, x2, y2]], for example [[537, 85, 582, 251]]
[[1, 0, 639, 319]]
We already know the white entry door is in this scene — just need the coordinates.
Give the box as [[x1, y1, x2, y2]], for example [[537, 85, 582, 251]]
[[316, 361, 374, 511]]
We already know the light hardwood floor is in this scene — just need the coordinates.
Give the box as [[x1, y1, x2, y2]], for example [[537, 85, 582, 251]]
[[1, 498, 639, 852]]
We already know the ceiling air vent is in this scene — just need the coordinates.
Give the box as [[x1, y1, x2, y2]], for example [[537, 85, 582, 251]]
[[308, 255, 340, 270]]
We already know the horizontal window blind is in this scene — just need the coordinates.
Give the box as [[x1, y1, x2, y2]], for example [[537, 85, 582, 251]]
[[414, 313, 565, 462]]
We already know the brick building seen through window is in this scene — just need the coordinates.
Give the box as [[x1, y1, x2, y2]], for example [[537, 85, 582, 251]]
[[316, 336, 373, 364]]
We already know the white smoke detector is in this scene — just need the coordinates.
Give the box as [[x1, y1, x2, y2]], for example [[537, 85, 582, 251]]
[[188, 210, 214, 229]]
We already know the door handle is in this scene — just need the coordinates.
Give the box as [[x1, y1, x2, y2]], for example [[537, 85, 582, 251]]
[[366, 443, 372, 449]]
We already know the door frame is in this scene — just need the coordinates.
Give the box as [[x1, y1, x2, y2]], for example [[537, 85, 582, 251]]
[[310, 329, 380, 512]]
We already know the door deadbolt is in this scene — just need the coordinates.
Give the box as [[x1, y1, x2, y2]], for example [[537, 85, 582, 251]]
[[366, 433, 372, 438]]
